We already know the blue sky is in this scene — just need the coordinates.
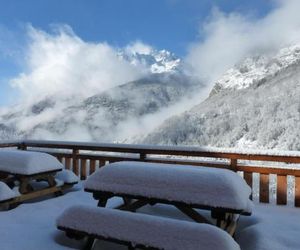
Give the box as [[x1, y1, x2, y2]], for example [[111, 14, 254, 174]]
[[0, 0, 275, 105], [0, 0, 273, 55]]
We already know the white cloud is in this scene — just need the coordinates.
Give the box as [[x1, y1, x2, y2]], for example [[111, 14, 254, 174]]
[[186, 0, 300, 84], [125, 41, 153, 55], [10, 25, 144, 103]]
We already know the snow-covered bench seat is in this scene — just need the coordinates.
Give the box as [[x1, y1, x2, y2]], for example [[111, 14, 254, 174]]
[[57, 205, 241, 250], [0, 150, 78, 207], [84, 161, 252, 234]]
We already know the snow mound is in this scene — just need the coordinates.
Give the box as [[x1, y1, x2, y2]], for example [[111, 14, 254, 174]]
[[0, 182, 18, 201], [0, 150, 63, 175], [57, 205, 240, 250], [84, 161, 251, 211], [236, 204, 300, 250], [55, 170, 79, 184]]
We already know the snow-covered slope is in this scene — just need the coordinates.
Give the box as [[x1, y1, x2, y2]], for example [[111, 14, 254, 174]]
[[2, 43, 300, 150], [0, 73, 200, 141], [0, 46, 199, 141], [141, 45, 300, 150], [210, 45, 300, 95]]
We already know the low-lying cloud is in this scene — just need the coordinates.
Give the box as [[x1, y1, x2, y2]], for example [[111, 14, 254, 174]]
[[186, 0, 300, 85], [10, 25, 145, 104]]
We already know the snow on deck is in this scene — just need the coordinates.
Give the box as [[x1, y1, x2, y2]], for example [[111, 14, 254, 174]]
[[236, 204, 300, 250], [0, 183, 299, 250]]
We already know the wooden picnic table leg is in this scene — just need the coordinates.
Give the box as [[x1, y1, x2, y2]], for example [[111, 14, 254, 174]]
[[175, 205, 213, 224], [19, 177, 33, 194], [92, 192, 112, 207], [211, 210, 226, 227], [46, 175, 57, 187], [118, 199, 149, 212], [97, 199, 108, 207], [83, 237, 95, 250], [123, 197, 132, 206], [46, 175, 63, 196], [128, 245, 135, 250]]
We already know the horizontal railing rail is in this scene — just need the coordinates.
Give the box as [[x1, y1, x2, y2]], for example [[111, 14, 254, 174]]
[[0, 140, 300, 207]]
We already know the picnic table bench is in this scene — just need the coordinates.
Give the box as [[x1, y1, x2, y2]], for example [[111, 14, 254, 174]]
[[57, 205, 241, 250], [0, 150, 78, 207]]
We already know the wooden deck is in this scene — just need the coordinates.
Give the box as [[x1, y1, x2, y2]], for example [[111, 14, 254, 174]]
[[1, 140, 300, 207]]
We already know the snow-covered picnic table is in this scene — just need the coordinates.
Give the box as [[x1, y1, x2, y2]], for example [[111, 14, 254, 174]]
[[0, 150, 78, 207], [84, 161, 252, 233], [57, 161, 251, 249]]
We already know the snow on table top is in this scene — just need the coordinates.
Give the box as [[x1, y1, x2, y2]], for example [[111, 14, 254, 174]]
[[57, 205, 240, 250], [0, 150, 63, 175], [84, 161, 251, 211]]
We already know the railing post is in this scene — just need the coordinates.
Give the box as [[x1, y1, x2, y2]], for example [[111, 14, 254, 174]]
[[230, 158, 237, 172], [295, 177, 300, 207], [17, 143, 27, 150], [277, 175, 287, 205], [140, 153, 147, 161], [80, 159, 87, 180], [260, 174, 269, 203], [72, 149, 79, 176], [244, 172, 253, 200]]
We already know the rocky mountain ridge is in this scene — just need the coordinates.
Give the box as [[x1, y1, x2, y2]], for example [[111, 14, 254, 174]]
[[141, 44, 300, 150]]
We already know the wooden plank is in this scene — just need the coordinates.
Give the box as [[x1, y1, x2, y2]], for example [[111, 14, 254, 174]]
[[80, 159, 87, 180], [30, 150, 300, 177], [175, 205, 213, 224], [244, 172, 253, 188], [21, 141, 300, 163], [118, 199, 149, 212], [72, 149, 79, 176], [244, 172, 253, 200], [259, 174, 269, 203], [277, 175, 287, 205], [65, 158, 71, 170], [295, 177, 300, 207], [237, 165, 300, 177], [89, 160, 96, 175], [0, 183, 75, 207], [230, 159, 237, 171]]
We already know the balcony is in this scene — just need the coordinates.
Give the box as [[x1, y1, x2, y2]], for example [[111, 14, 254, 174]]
[[0, 140, 300, 250]]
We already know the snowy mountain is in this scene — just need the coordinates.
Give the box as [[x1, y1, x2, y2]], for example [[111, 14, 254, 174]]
[[2, 43, 300, 150], [0, 52, 200, 142], [119, 48, 182, 74], [210, 45, 300, 95], [141, 44, 300, 150]]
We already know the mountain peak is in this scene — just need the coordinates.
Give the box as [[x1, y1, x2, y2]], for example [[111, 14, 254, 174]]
[[118, 47, 182, 74]]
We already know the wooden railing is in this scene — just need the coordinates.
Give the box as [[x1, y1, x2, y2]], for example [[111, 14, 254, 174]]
[[1, 140, 300, 207]]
